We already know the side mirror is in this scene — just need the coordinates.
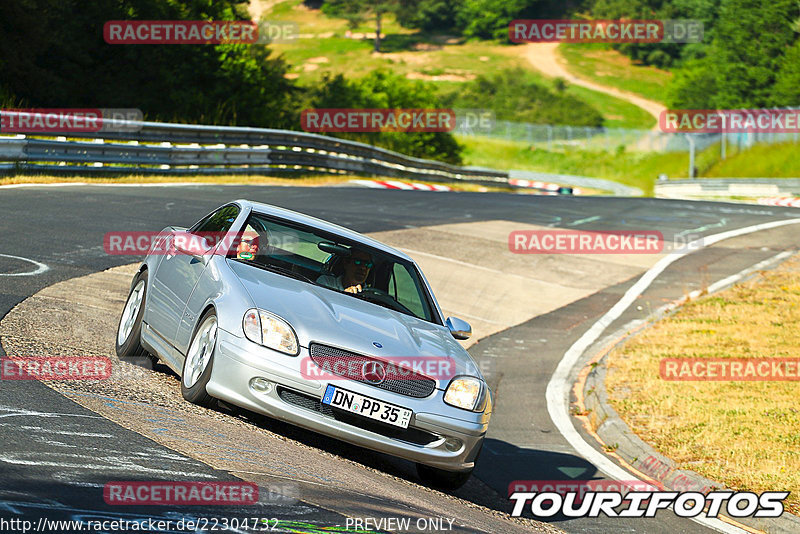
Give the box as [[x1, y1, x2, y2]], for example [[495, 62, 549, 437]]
[[446, 317, 472, 340], [173, 231, 213, 263]]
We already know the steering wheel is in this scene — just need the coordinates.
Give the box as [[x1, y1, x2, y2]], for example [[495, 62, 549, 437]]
[[359, 287, 388, 296]]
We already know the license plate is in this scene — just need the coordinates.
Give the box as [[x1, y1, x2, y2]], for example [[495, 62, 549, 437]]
[[322, 385, 412, 429]]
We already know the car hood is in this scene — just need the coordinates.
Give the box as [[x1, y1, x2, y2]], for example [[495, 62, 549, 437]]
[[228, 260, 482, 385]]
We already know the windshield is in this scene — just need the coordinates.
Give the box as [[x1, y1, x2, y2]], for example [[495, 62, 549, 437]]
[[229, 213, 437, 323]]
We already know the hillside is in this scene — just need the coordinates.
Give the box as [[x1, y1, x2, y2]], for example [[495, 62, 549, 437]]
[[260, 0, 659, 129]]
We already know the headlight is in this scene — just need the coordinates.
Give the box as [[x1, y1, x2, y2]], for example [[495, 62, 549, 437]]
[[444, 376, 484, 411], [242, 309, 299, 356]]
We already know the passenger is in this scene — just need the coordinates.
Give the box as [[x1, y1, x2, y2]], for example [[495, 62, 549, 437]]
[[317, 249, 373, 294]]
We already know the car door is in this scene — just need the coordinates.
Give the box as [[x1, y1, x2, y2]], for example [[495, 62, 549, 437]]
[[148, 204, 240, 346]]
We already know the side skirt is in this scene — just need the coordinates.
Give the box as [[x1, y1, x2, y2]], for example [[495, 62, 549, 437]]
[[141, 322, 185, 376]]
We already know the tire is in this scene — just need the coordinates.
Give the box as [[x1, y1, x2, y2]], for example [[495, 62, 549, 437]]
[[416, 463, 474, 491], [116, 271, 149, 359], [180, 309, 218, 408]]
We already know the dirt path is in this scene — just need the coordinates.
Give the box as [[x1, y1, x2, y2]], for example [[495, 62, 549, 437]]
[[248, 0, 280, 21], [521, 42, 665, 127]]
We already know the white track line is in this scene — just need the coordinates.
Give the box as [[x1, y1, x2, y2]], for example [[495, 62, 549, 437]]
[[0, 253, 49, 276], [546, 218, 800, 533]]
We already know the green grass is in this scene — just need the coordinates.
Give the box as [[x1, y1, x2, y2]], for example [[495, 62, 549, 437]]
[[566, 85, 655, 129], [458, 136, 700, 196], [272, 37, 532, 84], [559, 43, 673, 104], [264, 2, 659, 129], [702, 141, 800, 178], [457, 135, 732, 195]]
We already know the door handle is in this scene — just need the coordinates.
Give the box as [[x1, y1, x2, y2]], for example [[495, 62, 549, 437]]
[[164, 236, 176, 260]]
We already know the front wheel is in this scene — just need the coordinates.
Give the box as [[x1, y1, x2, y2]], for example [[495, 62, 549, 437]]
[[116, 271, 148, 359], [180, 310, 218, 408], [416, 463, 473, 491]]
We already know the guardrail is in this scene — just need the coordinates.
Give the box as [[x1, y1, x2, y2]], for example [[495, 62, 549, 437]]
[[656, 178, 800, 199], [0, 114, 509, 185], [509, 170, 642, 197]]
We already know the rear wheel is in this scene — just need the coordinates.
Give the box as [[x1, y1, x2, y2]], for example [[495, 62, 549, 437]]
[[180, 309, 218, 408], [416, 463, 473, 491], [116, 271, 148, 359]]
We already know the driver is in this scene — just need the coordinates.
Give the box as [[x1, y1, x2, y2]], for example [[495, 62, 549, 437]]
[[317, 249, 373, 294], [235, 231, 261, 260]]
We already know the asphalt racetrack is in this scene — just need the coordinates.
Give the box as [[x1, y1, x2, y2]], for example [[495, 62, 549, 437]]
[[1, 184, 799, 534]]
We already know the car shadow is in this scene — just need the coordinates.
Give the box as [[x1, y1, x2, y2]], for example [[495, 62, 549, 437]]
[[126, 354, 178, 378], [475, 438, 603, 522], [214, 402, 596, 521]]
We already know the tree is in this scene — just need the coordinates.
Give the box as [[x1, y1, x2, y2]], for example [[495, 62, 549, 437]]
[[711, 0, 797, 108], [666, 58, 718, 108], [666, 0, 800, 109], [308, 71, 463, 163], [444, 69, 604, 126], [771, 40, 800, 106], [0, 0, 300, 128], [455, 0, 571, 40], [394, 0, 459, 32], [322, 0, 399, 52]]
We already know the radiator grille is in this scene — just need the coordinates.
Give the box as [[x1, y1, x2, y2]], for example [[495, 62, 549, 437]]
[[309, 343, 436, 398]]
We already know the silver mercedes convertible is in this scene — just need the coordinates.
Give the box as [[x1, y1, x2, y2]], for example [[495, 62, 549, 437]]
[[115, 200, 491, 489]]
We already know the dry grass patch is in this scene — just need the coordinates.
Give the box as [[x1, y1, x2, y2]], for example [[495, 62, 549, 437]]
[[606, 254, 800, 515]]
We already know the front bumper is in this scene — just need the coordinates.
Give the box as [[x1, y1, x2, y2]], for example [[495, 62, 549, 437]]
[[207, 328, 489, 471]]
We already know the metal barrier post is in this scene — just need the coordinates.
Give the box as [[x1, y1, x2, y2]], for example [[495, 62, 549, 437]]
[[721, 132, 726, 160]]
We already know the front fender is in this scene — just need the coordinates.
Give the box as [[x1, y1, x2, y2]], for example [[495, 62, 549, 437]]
[[137, 227, 175, 324]]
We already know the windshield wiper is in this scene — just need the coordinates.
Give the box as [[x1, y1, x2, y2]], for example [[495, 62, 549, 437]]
[[350, 291, 413, 317]]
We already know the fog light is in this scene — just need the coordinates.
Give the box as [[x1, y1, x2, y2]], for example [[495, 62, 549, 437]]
[[444, 438, 463, 452], [250, 377, 273, 394]]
